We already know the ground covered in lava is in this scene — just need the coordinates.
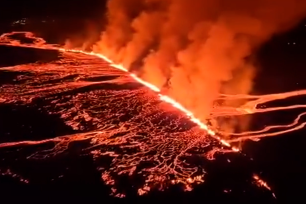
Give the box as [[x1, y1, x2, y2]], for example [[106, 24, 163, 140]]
[[0, 45, 275, 203]]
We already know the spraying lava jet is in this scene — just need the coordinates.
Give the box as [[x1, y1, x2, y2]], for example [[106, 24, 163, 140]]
[[3, 31, 306, 199]]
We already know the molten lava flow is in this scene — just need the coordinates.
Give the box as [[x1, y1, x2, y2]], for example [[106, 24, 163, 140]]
[[51, 45, 306, 150], [253, 174, 276, 198], [0, 31, 289, 197], [0, 42, 218, 195], [60, 48, 238, 151], [212, 91, 306, 142], [2, 32, 306, 147], [0, 31, 231, 151], [96, 37, 306, 145]]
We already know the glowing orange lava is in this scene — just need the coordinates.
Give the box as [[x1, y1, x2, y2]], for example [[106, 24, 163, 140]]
[[1, 31, 294, 197], [60, 48, 240, 153], [3, 32, 306, 148]]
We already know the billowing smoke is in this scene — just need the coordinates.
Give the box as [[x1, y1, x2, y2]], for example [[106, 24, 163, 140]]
[[93, 0, 306, 134]]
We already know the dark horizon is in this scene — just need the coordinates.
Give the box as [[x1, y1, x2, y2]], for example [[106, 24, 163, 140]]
[[0, 0, 108, 46], [1, 0, 106, 21]]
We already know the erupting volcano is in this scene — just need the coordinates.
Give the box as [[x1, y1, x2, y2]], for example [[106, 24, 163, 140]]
[[0, 28, 306, 201], [0, 31, 284, 200], [2, 0, 306, 203], [0, 29, 305, 201]]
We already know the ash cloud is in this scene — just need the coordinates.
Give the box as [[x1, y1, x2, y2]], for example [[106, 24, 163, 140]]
[[93, 0, 306, 132]]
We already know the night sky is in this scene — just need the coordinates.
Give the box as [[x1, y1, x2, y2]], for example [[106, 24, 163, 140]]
[[0, 0, 108, 45], [1, 0, 106, 20], [255, 19, 306, 94]]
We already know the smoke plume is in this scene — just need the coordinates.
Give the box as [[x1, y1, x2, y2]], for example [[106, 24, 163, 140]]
[[93, 0, 306, 134]]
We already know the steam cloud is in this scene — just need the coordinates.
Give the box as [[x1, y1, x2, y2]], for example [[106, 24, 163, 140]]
[[93, 0, 306, 133]]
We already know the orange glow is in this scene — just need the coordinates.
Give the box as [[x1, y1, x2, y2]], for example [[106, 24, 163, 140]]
[[0, 31, 288, 197], [3, 32, 306, 147], [60, 48, 240, 152], [253, 174, 276, 198], [0, 31, 242, 150]]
